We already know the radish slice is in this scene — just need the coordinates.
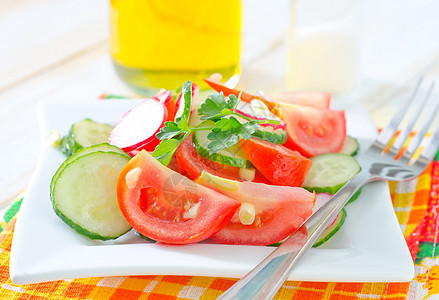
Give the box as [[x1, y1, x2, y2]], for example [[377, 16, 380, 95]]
[[235, 100, 286, 130], [156, 90, 175, 120], [156, 90, 173, 105], [313, 193, 342, 227], [109, 97, 167, 155], [313, 193, 332, 214]]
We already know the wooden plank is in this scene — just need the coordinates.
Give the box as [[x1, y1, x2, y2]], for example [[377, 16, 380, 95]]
[[0, 45, 135, 207], [0, 0, 108, 92]]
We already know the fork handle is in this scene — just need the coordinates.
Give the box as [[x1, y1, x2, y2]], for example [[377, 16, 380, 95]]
[[218, 172, 370, 300]]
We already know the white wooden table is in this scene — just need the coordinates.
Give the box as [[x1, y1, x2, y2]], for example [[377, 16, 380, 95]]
[[2, 0, 439, 209]]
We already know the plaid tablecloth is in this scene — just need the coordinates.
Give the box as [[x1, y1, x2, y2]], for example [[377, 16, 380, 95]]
[[0, 132, 438, 299]]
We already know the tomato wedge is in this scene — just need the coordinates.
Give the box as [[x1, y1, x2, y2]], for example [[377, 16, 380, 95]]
[[280, 104, 346, 157], [239, 138, 312, 186], [195, 171, 315, 245], [117, 150, 240, 244], [175, 135, 271, 184], [266, 91, 331, 109]]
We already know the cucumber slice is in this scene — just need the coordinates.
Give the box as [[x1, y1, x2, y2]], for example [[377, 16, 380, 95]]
[[252, 126, 287, 145], [313, 208, 347, 247], [268, 208, 347, 248], [51, 151, 132, 240], [193, 120, 253, 168], [346, 187, 362, 205], [60, 118, 113, 156], [303, 153, 361, 194], [50, 143, 130, 197], [175, 81, 193, 122], [188, 109, 285, 168], [339, 136, 359, 156]]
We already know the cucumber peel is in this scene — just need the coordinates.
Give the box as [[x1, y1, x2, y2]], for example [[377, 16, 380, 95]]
[[339, 136, 359, 156], [252, 128, 287, 145], [193, 120, 253, 168], [268, 208, 347, 248], [60, 118, 113, 156], [190, 111, 286, 168], [51, 149, 132, 240], [50, 143, 129, 198], [313, 208, 347, 247], [346, 188, 362, 205], [303, 153, 361, 195]]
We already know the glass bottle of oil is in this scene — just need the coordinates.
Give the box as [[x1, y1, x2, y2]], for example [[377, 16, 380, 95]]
[[110, 0, 242, 94]]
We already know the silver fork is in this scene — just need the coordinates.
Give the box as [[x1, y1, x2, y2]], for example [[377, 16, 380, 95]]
[[218, 78, 439, 300]]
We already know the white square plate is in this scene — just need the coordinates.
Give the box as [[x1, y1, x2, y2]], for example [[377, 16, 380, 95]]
[[10, 100, 414, 284]]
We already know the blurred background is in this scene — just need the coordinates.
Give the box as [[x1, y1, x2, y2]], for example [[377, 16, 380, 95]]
[[1, 0, 439, 205]]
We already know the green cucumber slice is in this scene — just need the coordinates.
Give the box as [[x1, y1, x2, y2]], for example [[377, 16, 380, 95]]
[[175, 81, 193, 122], [50, 143, 130, 198], [313, 208, 347, 247], [339, 136, 359, 156], [193, 120, 253, 168], [188, 109, 285, 168], [51, 151, 132, 240], [268, 208, 348, 248], [303, 153, 361, 194], [346, 187, 362, 205], [60, 118, 113, 156], [252, 126, 287, 145]]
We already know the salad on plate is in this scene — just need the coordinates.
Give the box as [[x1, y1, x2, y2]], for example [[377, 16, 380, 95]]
[[49, 77, 361, 248]]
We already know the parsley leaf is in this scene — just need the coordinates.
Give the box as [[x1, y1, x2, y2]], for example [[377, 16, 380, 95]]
[[207, 129, 240, 154], [198, 92, 228, 120], [156, 121, 182, 140], [215, 116, 242, 132], [177, 117, 189, 132], [239, 120, 260, 139], [152, 137, 185, 166], [153, 81, 194, 166], [205, 118, 259, 153], [153, 83, 275, 165], [226, 94, 240, 110]]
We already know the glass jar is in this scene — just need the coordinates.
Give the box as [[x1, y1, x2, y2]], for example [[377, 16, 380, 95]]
[[110, 0, 242, 94]]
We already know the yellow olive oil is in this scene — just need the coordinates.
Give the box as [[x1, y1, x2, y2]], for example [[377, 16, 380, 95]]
[[110, 0, 242, 94]]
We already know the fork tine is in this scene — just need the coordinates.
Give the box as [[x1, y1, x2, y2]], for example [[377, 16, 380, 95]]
[[389, 82, 435, 157], [375, 78, 423, 149], [401, 84, 439, 162], [415, 124, 439, 165]]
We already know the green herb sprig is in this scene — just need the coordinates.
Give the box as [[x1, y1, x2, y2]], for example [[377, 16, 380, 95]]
[[152, 81, 280, 166]]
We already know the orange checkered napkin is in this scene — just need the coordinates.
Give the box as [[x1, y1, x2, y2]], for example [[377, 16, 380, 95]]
[[0, 216, 411, 300], [0, 154, 436, 299], [0, 227, 413, 300]]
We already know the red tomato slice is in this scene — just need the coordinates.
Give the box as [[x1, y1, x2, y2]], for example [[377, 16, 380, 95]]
[[175, 135, 271, 184], [195, 172, 315, 245], [238, 138, 312, 186], [266, 91, 331, 109], [117, 150, 240, 244], [280, 104, 346, 157], [175, 135, 241, 180]]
